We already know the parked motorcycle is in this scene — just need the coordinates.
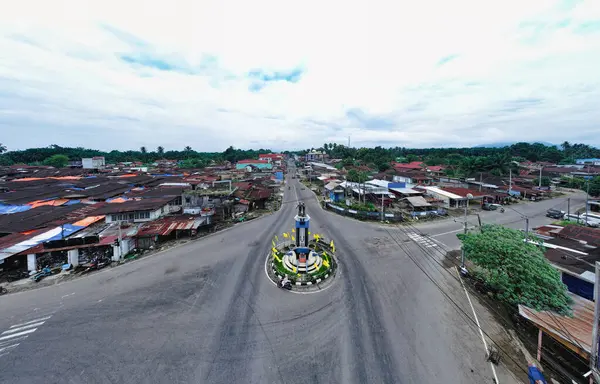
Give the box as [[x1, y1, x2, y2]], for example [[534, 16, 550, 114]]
[[0, 286, 7, 295], [31, 267, 52, 283], [278, 278, 292, 290]]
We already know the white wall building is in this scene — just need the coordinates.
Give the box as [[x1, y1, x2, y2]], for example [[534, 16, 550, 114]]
[[82, 157, 106, 169]]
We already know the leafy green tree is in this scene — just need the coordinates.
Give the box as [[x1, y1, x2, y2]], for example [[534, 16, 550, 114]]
[[0, 143, 6, 154], [43, 154, 69, 168], [157, 146, 164, 155], [140, 146, 147, 154], [458, 225, 572, 315], [184, 146, 192, 152], [535, 176, 552, 187]]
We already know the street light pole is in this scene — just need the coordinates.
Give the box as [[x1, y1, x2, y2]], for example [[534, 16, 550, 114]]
[[460, 193, 473, 274], [538, 167, 543, 189]]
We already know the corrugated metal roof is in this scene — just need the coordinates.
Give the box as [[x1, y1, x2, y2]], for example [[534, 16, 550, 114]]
[[519, 293, 594, 356], [136, 216, 209, 237], [405, 196, 431, 207]]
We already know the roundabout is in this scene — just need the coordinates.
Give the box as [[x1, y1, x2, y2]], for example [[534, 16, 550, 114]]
[[266, 202, 337, 292]]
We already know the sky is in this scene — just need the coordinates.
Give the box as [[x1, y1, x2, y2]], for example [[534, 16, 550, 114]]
[[1, 0, 600, 152]]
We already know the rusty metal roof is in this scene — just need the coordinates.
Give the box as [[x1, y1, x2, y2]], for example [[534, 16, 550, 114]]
[[136, 215, 209, 237], [519, 293, 594, 357]]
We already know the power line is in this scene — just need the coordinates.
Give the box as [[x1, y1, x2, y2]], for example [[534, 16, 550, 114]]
[[398, 220, 591, 369]]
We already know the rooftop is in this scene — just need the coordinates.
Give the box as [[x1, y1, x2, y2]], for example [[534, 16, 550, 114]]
[[91, 197, 175, 214]]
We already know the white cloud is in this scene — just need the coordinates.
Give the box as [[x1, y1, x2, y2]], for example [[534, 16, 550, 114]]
[[1, 0, 600, 152]]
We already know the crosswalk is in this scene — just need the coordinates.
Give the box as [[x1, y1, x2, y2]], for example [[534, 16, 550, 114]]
[[0, 315, 51, 357], [406, 232, 438, 248]]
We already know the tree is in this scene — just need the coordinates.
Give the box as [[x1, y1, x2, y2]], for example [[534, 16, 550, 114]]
[[43, 154, 69, 168], [0, 143, 6, 154], [157, 146, 164, 155], [535, 176, 552, 187], [140, 146, 147, 154], [184, 146, 192, 152], [458, 225, 572, 315]]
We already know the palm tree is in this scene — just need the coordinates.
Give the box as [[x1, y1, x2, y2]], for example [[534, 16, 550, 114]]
[[184, 146, 192, 152], [157, 146, 164, 155], [0, 143, 6, 154], [140, 146, 147, 154]]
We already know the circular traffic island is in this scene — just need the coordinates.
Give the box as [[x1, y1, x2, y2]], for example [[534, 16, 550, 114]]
[[267, 238, 338, 292]]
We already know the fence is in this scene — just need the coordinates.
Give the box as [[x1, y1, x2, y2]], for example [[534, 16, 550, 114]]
[[324, 202, 404, 222]]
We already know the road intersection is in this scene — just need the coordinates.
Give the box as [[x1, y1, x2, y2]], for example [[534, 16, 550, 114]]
[[0, 170, 580, 384]]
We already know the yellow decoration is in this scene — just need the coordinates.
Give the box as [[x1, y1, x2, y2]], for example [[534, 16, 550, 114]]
[[314, 262, 320, 270], [283, 233, 289, 238], [272, 240, 276, 247], [323, 259, 330, 268], [273, 254, 281, 263]]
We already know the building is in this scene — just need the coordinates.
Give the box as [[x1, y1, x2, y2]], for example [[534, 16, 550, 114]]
[[305, 151, 325, 162], [258, 154, 284, 166], [93, 197, 180, 223], [235, 160, 273, 171], [576, 158, 600, 166], [422, 186, 485, 208], [82, 157, 106, 170]]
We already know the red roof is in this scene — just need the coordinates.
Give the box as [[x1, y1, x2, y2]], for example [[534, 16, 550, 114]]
[[393, 161, 423, 170], [136, 215, 208, 237], [233, 182, 253, 190], [247, 188, 271, 200], [441, 187, 487, 197], [427, 165, 445, 172], [237, 159, 269, 164], [259, 154, 283, 159]]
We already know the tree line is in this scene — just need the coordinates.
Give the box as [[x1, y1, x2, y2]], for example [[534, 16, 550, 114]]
[[1, 141, 598, 176], [0, 144, 275, 168]]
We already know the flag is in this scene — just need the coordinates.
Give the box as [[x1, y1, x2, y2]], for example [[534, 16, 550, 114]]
[[330, 240, 335, 252], [291, 236, 296, 242]]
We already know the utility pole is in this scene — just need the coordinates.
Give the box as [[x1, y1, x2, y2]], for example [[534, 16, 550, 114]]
[[509, 168, 512, 194], [586, 165, 591, 227], [568, 197, 571, 217], [590, 262, 600, 382], [381, 193, 384, 222], [460, 194, 473, 274], [525, 217, 529, 237], [117, 220, 123, 260], [479, 173, 482, 192], [539, 166, 543, 188]]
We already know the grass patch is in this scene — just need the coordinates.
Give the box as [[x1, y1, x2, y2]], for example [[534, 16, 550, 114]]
[[553, 220, 585, 227]]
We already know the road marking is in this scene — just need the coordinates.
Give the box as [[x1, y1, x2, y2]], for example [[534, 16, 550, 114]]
[[429, 228, 463, 238], [407, 232, 438, 248], [0, 343, 19, 353], [0, 328, 37, 341], [9, 316, 51, 328], [0, 336, 28, 347], [2, 322, 46, 334], [455, 267, 499, 384]]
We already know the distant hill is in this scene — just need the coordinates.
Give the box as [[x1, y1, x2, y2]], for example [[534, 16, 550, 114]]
[[474, 141, 558, 148]]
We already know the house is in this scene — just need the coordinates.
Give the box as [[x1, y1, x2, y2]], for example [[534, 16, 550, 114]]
[[93, 197, 180, 223], [392, 161, 423, 170], [576, 158, 600, 166], [305, 150, 326, 162], [402, 196, 442, 217], [82, 157, 105, 170], [392, 171, 432, 185], [422, 186, 485, 208], [258, 153, 284, 166], [235, 160, 273, 171], [324, 182, 345, 202]]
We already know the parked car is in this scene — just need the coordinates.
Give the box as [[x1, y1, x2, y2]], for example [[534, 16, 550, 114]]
[[546, 209, 565, 220], [482, 203, 504, 212]]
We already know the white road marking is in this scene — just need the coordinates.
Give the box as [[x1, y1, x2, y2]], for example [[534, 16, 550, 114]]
[[455, 267, 500, 384], [0, 328, 37, 341], [407, 232, 438, 248], [0, 343, 19, 353], [430, 228, 463, 238], [2, 322, 45, 334], [0, 336, 29, 347], [10, 316, 51, 328]]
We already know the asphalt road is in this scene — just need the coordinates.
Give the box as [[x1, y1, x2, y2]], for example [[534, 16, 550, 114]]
[[0, 169, 571, 383], [414, 191, 587, 250]]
